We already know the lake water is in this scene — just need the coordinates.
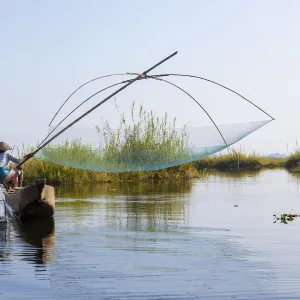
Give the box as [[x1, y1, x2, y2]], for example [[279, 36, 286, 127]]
[[1, 169, 300, 299]]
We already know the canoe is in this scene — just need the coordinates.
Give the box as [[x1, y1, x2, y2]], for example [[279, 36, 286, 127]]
[[3, 179, 55, 222]]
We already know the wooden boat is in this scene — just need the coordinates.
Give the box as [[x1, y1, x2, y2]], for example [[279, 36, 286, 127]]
[[3, 179, 55, 222]]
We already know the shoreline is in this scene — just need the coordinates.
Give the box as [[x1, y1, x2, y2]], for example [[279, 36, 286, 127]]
[[21, 156, 298, 186]]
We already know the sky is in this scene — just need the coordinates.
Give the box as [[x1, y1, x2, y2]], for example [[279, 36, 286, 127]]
[[1, 0, 300, 155]]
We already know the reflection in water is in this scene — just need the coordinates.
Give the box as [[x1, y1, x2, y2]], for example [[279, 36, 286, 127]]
[[3, 171, 300, 299], [56, 181, 193, 199], [57, 182, 191, 232], [109, 196, 187, 232], [288, 170, 300, 183], [18, 218, 56, 265], [2, 218, 55, 266], [0, 222, 9, 262], [210, 169, 262, 179]]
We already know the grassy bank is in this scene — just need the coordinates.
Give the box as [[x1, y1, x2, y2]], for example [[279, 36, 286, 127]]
[[20, 151, 286, 185], [18, 102, 200, 184], [17, 147, 288, 184], [13, 101, 288, 184], [195, 150, 286, 171], [22, 158, 201, 185], [285, 151, 300, 172]]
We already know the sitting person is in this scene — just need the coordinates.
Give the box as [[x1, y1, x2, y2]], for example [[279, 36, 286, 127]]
[[0, 142, 32, 189]]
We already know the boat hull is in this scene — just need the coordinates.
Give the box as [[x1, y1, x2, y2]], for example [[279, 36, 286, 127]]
[[4, 180, 55, 222]]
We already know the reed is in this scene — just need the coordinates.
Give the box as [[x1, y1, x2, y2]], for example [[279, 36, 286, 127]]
[[34, 101, 191, 174], [195, 149, 285, 171], [20, 158, 200, 185], [16, 101, 200, 184], [285, 150, 300, 171], [13, 102, 285, 183], [96, 101, 191, 169], [16, 147, 285, 185]]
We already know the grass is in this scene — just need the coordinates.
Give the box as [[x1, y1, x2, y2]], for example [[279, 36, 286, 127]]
[[35, 101, 192, 174], [195, 149, 286, 171], [19, 149, 285, 185], [16, 101, 201, 184], [96, 101, 191, 170], [18, 98, 203, 184], [11, 101, 289, 184], [20, 158, 200, 185], [285, 150, 300, 171]]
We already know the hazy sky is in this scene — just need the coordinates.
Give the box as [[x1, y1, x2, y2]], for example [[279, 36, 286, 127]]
[[1, 0, 300, 154]]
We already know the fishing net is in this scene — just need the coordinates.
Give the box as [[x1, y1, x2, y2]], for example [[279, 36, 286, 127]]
[[32, 65, 273, 172], [35, 115, 271, 172]]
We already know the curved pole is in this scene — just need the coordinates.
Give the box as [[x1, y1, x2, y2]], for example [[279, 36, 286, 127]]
[[38, 78, 139, 149], [28, 51, 178, 158], [46, 72, 229, 147], [142, 75, 228, 146], [48, 73, 136, 127], [150, 73, 275, 121], [42, 70, 274, 151], [50, 71, 274, 131]]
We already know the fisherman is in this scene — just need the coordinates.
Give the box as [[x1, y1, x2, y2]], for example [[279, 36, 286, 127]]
[[0, 142, 33, 189]]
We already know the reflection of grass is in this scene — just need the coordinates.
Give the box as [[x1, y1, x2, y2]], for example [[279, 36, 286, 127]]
[[55, 183, 189, 232], [210, 169, 263, 179], [196, 150, 285, 171], [55, 181, 193, 199]]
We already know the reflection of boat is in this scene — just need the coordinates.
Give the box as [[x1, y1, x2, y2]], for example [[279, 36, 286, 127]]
[[0, 216, 56, 266], [3, 179, 55, 222], [17, 217, 56, 264]]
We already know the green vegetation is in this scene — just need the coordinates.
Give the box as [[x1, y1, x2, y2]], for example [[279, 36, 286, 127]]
[[18, 102, 199, 184], [19, 149, 286, 185], [36, 101, 191, 174], [273, 213, 300, 224], [12, 101, 294, 184], [195, 149, 285, 171], [96, 101, 191, 169], [21, 158, 200, 185], [284, 150, 300, 171]]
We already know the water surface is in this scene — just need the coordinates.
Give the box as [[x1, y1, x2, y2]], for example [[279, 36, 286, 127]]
[[1, 170, 300, 299]]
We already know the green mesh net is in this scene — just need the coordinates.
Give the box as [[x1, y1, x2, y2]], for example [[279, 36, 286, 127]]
[[35, 107, 270, 172], [33, 70, 273, 172]]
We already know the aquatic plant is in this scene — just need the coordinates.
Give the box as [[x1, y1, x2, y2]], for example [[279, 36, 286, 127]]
[[96, 101, 191, 169], [195, 149, 285, 171], [35, 101, 192, 173], [16, 143, 200, 185], [273, 213, 300, 224], [20, 159, 200, 185], [285, 150, 300, 171]]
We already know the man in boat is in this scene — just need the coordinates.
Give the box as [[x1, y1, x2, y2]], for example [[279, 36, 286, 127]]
[[0, 142, 33, 189]]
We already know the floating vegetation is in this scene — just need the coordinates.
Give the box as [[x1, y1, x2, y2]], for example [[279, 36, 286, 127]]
[[273, 213, 300, 224]]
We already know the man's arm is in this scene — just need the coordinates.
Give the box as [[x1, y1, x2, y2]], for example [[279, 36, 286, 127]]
[[7, 153, 23, 165]]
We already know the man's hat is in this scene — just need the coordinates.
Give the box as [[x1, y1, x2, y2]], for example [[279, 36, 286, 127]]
[[0, 142, 12, 151]]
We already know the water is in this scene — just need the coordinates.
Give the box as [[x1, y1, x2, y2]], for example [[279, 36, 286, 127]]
[[1, 170, 300, 299]]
